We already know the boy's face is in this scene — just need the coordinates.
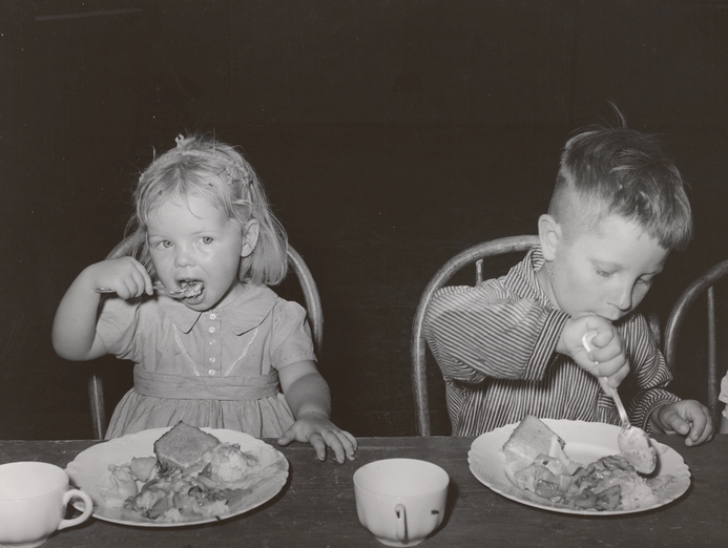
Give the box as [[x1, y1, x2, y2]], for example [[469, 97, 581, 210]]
[[146, 194, 254, 311], [538, 214, 669, 321]]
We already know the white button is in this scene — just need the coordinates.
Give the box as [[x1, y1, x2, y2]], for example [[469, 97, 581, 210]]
[[209, 327, 215, 333], [209, 340, 215, 345], [209, 357, 215, 363], [209, 313, 216, 320], [208, 369, 216, 376]]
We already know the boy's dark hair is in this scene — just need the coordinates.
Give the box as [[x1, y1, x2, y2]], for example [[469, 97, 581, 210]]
[[549, 126, 692, 251]]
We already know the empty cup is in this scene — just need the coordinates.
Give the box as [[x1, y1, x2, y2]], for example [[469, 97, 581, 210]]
[[353, 458, 449, 547], [0, 461, 93, 548]]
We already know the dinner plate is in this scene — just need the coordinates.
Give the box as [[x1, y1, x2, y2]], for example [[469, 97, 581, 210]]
[[468, 419, 690, 516], [65, 427, 289, 527]]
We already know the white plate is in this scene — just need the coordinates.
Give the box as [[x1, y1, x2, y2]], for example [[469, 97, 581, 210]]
[[468, 419, 690, 516], [65, 427, 289, 527]]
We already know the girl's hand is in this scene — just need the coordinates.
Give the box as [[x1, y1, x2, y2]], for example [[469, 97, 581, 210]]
[[277, 412, 357, 463], [84, 257, 153, 300], [559, 314, 630, 388]]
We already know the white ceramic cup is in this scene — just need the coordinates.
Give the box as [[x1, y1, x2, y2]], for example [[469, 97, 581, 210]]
[[0, 462, 93, 548], [353, 458, 449, 547]]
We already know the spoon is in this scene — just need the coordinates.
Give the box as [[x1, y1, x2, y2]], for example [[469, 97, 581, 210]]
[[96, 281, 203, 299], [582, 331, 657, 474]]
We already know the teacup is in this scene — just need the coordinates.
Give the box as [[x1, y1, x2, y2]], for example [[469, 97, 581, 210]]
[[0, 462, 93, 548], [353, 458, 449, 547]]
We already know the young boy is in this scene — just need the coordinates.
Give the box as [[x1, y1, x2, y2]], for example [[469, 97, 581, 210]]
[[424, 126, 713, 446]]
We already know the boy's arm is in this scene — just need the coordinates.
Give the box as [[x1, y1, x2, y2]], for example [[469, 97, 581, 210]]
[[423, 281, 569, 383], [618, 314, 679, 431]]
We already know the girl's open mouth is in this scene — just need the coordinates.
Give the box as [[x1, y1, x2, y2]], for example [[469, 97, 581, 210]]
[[171, 280, 205, 299]]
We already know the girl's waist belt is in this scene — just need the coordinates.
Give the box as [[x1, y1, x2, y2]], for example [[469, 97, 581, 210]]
[[134, 369, 280, 400]]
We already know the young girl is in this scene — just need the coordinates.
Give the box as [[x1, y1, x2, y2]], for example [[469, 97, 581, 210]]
[[53, 134, 357, 463]]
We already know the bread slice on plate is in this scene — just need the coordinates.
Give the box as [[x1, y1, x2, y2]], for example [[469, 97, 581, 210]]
[[502, 415, 569, 473], [153, 421, 221, 473]]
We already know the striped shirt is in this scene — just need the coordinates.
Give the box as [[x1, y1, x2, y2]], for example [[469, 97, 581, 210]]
[[423, 247, 679, 436]]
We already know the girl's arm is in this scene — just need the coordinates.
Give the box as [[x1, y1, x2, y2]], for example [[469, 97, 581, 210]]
[[276, 360, 357, 462], [52, 257, 152, 360]]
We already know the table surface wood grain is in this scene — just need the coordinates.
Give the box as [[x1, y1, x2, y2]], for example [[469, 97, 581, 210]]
[[1, 435, 726, 547]]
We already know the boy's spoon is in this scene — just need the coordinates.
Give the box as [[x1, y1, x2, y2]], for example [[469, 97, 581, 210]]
[[582, 331, 657, 475]]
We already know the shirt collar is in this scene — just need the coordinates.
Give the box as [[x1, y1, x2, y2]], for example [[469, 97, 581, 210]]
[[503, 246, 554, 309], [161, 284, 278, 334]]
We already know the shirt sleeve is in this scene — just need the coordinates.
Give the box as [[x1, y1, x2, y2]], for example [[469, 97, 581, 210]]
[[720, 374, 728, 405], [619, 313, 680, 432], [423, 280, 570, 384], [718, 374, 728, 419], [270, 299, 317, 370], [96, 295, 144, 362]]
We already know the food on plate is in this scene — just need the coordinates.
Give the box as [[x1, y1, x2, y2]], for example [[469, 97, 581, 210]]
[[154, 421, 220, 474], [99, 463, 138, 508], [129, 456, 160, 482], [502, 416, 673, 511], [502, 415, 579, 475], [99, 421, 282, 522]]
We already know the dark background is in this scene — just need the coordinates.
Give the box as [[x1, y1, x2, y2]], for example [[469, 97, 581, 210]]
[[1, 0, 727, 439]]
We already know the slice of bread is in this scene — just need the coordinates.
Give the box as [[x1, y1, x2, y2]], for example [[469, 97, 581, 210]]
[[154, 421, 221, 473], [502, 415, 566, 473]]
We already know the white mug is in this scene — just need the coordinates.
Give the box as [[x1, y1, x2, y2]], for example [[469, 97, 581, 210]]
[[0, 462, 93, 548], [353, 458, 449, 547]]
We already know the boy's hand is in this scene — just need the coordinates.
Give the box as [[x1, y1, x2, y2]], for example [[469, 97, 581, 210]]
[[277, 412, 357, 463], [559, 315, 629, 388], [651, 400, 714, 446], [83, 258, 154, 300]]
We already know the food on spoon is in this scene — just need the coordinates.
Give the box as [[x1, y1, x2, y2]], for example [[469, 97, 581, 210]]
[[175, 280, 204, 299], [501, 416, 669, 511], [618, 424, 657, 475]]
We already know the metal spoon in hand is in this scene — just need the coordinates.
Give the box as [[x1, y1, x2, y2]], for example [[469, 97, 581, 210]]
[[582, 331, 657, 474]]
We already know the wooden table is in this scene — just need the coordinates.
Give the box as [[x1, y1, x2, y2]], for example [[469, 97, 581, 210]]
[[1, 435, 726, 547]]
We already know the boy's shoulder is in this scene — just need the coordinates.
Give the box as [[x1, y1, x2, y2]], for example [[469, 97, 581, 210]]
[[431, 247, 541, 305]]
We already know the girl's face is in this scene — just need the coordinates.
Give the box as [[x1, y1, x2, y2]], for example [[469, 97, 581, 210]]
[[146, 194, 254, 311]]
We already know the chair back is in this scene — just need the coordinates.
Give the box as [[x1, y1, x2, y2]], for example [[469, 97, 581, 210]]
[[411, 235, 539, 436], [663, 259, 728, 426], [89, 236, 323, 439]]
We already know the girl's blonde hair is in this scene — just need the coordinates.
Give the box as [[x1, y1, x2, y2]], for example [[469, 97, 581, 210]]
[[125, 133, 288, 285]]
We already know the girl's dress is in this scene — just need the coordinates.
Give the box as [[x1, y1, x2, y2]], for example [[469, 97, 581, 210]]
[[97, 284, 316, 439]]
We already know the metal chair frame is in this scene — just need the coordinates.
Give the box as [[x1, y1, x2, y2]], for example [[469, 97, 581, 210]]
[[663, 259, 728, 426], [410, 235, 540, 436], [89, 237, 323, 439]]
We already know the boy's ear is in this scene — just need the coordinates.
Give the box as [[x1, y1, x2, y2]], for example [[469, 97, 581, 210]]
[[241, 220, 259, 258], [538, 214, 562, 261]]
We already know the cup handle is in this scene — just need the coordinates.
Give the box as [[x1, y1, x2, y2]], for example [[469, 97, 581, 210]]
[[58, 489, 94, 530], [395, 503, 407, 543]]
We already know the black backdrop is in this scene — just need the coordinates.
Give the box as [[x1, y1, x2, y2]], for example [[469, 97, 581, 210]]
[[2, 0, 727, 439]]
